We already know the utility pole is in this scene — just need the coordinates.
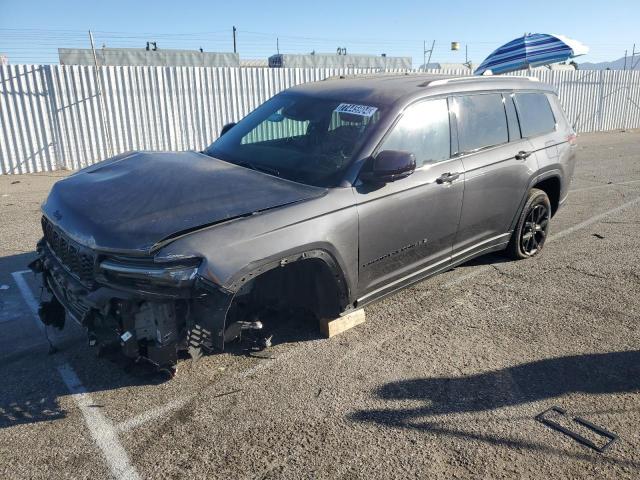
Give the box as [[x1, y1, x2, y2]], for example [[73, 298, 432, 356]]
[[423, 41, 426, 71], [232, 26, 237, 54], [624, 50, 627, 70], [423, 40, 435, 71], [89, 30, 113, 158]]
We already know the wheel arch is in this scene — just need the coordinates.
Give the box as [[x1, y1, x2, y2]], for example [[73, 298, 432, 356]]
[[509, 170, 563, 231], [222, 248, 352, 314], [532, 175, 562, 217]]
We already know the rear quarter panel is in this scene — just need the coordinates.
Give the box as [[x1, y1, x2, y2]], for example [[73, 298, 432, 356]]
[[543, 93, 577, 202]]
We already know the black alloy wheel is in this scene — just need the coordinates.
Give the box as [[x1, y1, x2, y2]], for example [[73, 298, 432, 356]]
[[520, 203, 549, 256], [507, 188, 551, 259]]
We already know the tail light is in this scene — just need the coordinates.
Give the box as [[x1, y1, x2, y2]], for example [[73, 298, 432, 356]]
[[567, 133, 577, 146]]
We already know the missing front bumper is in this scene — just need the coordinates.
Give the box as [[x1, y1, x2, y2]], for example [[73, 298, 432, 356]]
[[30, 243, 235, 369]]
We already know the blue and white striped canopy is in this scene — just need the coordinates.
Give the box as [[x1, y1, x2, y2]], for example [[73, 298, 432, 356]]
[[474, 33, 588, 75]]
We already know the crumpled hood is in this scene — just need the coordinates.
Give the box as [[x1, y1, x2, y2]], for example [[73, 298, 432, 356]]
[[42, 151, 326, 253]]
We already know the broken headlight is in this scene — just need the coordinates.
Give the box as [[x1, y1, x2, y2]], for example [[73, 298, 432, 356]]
[[99, 257, 201, 288]]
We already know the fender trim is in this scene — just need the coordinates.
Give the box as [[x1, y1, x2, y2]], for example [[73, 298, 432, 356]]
[[222, 248, 351, 309], [509, 170, 563, 231]]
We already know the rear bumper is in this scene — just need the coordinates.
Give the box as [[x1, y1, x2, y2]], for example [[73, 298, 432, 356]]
[[31, 240, 235, 368]]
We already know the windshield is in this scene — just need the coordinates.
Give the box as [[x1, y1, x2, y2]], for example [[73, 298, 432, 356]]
[[205, 93, 382, 187]]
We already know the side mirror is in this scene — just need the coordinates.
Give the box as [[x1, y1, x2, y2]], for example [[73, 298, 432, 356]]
[[359, 150, 416, 184], [220, 122, 237, 137]]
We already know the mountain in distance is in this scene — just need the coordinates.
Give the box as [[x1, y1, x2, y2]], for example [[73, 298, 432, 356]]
[[580, 56, 640, 70]]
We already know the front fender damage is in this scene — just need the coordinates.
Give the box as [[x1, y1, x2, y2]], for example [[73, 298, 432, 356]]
[[187, 279, 236, 354], [30, 241, 244, 371]]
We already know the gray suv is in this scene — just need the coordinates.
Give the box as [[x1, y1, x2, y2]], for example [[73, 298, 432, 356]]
[[32, 74, 577, 369]]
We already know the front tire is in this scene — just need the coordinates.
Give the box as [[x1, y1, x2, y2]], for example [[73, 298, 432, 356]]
[[507, 188, 551, 259]]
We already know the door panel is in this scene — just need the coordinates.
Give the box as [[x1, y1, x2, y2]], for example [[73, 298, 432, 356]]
[[450, 92, 539, 258], [453, 139, 538, 255], [355, 158, 464, 297]]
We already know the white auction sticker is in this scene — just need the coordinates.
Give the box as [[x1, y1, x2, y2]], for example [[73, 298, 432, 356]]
[[335, 103, 378, 117]]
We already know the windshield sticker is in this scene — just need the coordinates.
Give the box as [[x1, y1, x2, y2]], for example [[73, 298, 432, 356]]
[[335, 103, 378, 117]]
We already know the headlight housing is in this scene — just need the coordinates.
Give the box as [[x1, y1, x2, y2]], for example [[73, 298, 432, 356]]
[[99, 257, 201, 288]]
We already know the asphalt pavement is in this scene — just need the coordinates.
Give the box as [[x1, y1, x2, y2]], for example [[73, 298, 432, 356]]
[[0, 130, 639, 479]]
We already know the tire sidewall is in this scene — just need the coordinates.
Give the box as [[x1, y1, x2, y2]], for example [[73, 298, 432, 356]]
[[512, 189, 551, 259]]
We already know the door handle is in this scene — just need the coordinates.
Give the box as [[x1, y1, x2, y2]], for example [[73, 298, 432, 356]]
[[515, 150, 532, 160], [436, 172, 460, 184]]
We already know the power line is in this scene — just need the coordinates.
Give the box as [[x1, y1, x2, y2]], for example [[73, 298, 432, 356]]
[[0, 27, 635, 66]]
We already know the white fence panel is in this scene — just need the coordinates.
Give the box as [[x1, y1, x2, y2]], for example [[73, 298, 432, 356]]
[[1, 65, 640, 174]]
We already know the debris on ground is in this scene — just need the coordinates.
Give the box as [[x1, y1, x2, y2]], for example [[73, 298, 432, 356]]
[[536, 406, 618, 453]]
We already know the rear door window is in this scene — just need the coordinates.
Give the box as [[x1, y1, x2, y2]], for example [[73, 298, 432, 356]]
[[454, 94, 509, 153], [513, 92, 556, 138], [380, 98, 451, 168]]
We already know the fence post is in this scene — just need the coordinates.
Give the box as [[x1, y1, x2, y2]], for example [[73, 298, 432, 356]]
[[597, 70, 605, 132], [621, 70, 633, 130], [42, 65, 66, 170]]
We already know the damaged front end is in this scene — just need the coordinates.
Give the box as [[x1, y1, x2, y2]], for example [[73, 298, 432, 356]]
[[31, 216, 242, 370]]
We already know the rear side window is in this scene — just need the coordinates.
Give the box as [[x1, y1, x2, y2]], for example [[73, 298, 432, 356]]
[[513, 92, 556, 138], [381, 98, 450, 168], [454, 94, 508, 153]]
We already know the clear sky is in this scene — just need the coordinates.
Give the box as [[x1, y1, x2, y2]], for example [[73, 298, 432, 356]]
[[1, 0, 638, 66]]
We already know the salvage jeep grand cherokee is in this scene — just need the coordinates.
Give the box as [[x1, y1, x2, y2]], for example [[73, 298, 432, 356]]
[[31, 74, 577, 369]]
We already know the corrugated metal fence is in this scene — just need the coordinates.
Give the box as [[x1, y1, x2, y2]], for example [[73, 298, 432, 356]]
[[1, 65, 640, 174]]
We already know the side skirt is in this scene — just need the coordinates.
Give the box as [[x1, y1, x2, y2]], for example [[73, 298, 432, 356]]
[[354, 236, 511, 310]]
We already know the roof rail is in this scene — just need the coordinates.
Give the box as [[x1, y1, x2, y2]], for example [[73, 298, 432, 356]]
[[426, 75, 540, 87], [323, 71, 416, 81]]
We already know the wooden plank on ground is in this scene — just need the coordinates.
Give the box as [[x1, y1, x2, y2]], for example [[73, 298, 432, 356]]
[[319, 309, 365, 338]]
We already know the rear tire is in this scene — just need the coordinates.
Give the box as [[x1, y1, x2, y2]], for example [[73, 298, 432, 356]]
[[507, 188, 551, 260]]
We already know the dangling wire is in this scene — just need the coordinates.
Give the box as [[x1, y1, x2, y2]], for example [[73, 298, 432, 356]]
[[39, 286, 58, 355]]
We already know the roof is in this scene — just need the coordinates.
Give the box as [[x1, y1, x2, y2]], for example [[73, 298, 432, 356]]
[[240, 58, 269, 67], [285, 74, 555, 108], [268, 53, 411, 69], [422, 63, 474, 71], [58, 48, 239, 67]]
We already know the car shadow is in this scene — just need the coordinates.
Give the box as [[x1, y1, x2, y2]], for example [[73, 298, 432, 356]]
[[349, 351, 640, 466], [0, 341, 170, 430], [0, 252, 176, 430], [225, 306, 324, 357], [351, 350, 640, 422]]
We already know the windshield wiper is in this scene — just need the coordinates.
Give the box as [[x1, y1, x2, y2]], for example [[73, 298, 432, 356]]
[[237, 161, 280, 177]]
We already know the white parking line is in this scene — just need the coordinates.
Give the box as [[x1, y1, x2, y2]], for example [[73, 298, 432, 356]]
[[117, 396, 192, 433], [569, 179, 640, 193], [443, 195, 640, 288], [12, 270, 141, 480], [57, 364, 141, 480], [547, 196, 640, 241], [11, 270, 45, 333]]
